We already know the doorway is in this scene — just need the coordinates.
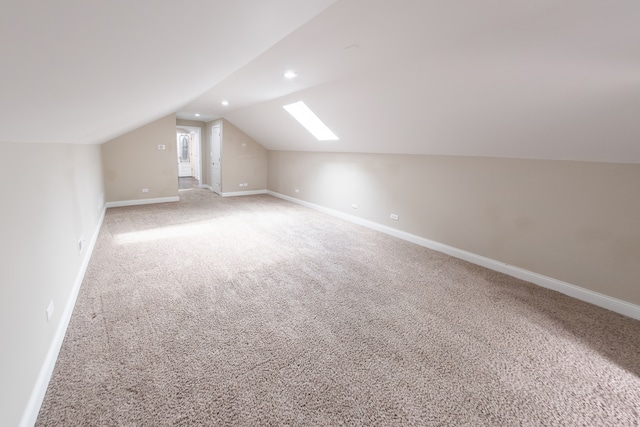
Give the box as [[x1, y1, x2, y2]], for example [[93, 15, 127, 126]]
[[176, 126, 202, 189]]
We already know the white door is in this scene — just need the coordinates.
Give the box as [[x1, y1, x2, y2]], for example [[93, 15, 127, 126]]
[[192, 131, 201, 182], [211, 125, 221, 194]]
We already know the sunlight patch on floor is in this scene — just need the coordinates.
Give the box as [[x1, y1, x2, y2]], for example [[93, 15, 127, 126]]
[[114, 222, 213, 245]]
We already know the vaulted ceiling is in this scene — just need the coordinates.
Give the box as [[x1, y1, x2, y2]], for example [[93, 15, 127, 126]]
[[3, 1, 640, 163], [0, 0, 336, 144]]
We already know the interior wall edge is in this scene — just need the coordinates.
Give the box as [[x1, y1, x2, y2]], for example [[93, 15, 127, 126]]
[[19, 205, 107, 427], [266, 190, 640, 321]]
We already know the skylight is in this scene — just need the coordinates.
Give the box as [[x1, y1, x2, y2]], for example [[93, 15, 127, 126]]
[[283, 101, 339, 141]]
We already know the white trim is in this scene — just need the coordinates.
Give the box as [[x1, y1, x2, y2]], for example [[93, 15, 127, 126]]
[[221, 189, 267, 197], [176, 125, 202, 182], [20, 206, 107, 427], [105, 196, 179, 208], [266, 191, 640, 321]]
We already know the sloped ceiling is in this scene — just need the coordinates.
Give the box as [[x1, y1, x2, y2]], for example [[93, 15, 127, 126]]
[[179, 0, 640, 163], [0, 0, 336, 144], [4, 1, 639, 163]]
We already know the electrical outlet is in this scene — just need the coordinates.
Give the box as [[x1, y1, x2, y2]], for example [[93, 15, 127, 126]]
[[142, 188, 149, 193], [390, 214, 399, 221], [46, 300, 54, 322], [351, 203, 358, 209], [78, 236, 85, 254], [157, 145, 166, 150], [239, 183, 243, 187], [295, 189, 300, 193], [243, 183, 248, 187]]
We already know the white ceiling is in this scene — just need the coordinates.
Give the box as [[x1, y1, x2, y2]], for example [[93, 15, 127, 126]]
[[179, 0, 640, 163], [3, 0, 639, 163], [0, 0, 336, 144]]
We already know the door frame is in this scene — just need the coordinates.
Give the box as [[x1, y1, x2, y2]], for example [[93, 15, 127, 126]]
[[211, 124, 222, 195], [175, 125, 202, 183]]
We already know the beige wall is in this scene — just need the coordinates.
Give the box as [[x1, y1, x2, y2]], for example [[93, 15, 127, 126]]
[[102, 114, 178, 202], [268, 151, 640, 306], [0, 143, 104, 427], [205, 119, 267, 193], [220, 120, 267, 193], [176, 119, 205, 130]]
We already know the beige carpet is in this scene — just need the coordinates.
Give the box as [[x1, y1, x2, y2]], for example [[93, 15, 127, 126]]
[[37, 188, 640, 426]]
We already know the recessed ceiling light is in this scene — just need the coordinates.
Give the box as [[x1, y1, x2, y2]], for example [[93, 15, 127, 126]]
[[284, 71, 298, 79], [283, 101, 338, 141], [195, 113, 200, 117], [221, 100, 229, 106]]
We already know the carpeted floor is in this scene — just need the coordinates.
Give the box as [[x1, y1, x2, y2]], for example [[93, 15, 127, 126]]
[[37, 188, 640, 426], [178, 177, 200, 190]]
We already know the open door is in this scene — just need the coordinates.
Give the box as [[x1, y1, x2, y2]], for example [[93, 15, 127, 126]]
[[211, 125, 221, 195]]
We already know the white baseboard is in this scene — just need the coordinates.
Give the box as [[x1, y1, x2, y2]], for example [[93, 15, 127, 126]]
[[105, 196, 179, 208], [267, 191, 640, 321], [20, 206, 107, 427], [222, 189, 267, 197]]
